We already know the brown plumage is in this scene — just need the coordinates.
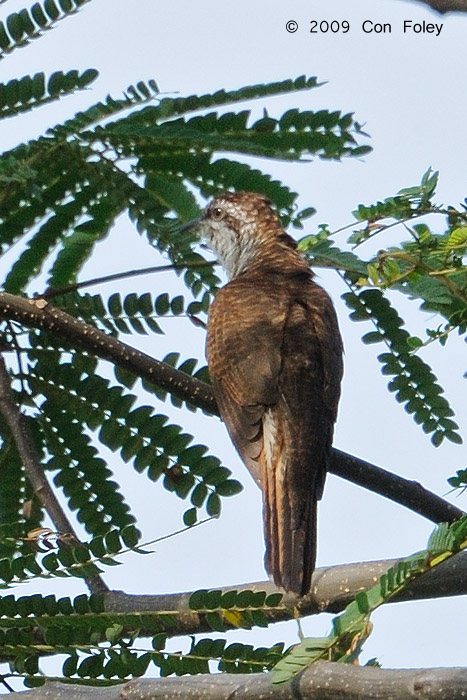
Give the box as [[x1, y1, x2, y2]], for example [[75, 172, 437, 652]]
[[199, 192, 343, 595]]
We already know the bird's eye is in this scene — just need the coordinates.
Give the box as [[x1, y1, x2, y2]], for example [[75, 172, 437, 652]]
[[211, 206, 225, 221]]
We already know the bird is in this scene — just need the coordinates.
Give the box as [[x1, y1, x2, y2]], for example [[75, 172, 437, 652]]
[[196, 191, 343, 595]]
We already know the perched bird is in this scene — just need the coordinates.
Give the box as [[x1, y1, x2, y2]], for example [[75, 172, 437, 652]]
[[197, 192, 343, 595]]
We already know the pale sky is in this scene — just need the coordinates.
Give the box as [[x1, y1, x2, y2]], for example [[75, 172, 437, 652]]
[[1, 0, 466, 678]]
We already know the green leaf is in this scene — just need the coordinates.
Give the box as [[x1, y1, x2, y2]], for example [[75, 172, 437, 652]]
[[183, 507, 197, 527], [206, 492, 221, 516], [191, 483, 208, 508], [0, 1, 91, 58], [215, 479, 243, 497], [342, 289, 461, 444]]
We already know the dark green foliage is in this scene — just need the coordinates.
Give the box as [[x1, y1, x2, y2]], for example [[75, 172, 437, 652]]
[[7, 509, 467, 687], [0, 540, 105, 586], [48, 78, 161, 138], [0, 70, 98, 120], [0, 590, 285, 682], [0, 0, 90, 57], [0, 72, 368, 298], [25, 339, 240, 530], [189, 588, 283, 610], [342, 289, 461, 446], [47, 192, 125, 288], [351, 168, 439, 230], [105, 104, 370, 165], [297, 169, 465, 445], [188, 588, 286, 632], [0, 416, 43, 559], [344, 169, 466, 336], [300, 235, 368, 275], [0, 0, 463, 688], [447, 468, 467, 493], [54, 290, 208, 337]]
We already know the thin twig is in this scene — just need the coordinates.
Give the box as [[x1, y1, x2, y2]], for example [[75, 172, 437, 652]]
[[0, 354, 108, 594], [377, 250, 467, 305], [0, 675, 14, 693], [341, 206, 463, 251], [0, 293, 462, 525], [39, 260, 216, 299]]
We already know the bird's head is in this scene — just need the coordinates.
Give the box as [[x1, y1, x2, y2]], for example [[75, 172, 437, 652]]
[[195, 192, 296, 280]]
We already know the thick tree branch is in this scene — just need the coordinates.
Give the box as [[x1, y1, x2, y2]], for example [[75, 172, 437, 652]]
[[100, 552, 467, 637], [0, 293, 215, 412], [16, 661, 467, 699], [0, 354, 108, 594], [329, 449, 463, 524], [0, 292, 462, 525]]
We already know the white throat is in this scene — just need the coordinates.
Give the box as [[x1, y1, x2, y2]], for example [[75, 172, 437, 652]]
[[200, 219, 259, 280]]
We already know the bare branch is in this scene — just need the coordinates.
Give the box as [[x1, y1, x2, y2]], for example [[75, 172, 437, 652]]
[[0, 293, 215, 413], [101, 552, 467, 637], [330, 449, 463, 524], [0, 354, 108, 594], [15, 661, 467, 700], [412, 0, 467, 12], [0, 292, 462, 525]]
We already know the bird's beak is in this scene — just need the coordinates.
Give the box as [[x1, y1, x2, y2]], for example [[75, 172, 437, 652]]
[[178, 217, 202, 234]]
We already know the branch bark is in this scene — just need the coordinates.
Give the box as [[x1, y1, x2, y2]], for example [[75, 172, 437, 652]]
[[0, 292, 462, 526], [329, 449, 463, 524], [413, 0, 467, 12], [15, 661, 467, 699], [0, 353, 108, 594], [99, 551, 467, 637]]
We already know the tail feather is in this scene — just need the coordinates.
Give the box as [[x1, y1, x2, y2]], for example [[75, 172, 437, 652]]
[[261, 409, 320, 595]]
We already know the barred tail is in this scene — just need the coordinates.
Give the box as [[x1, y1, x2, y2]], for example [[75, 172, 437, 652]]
[[261, 409, 319, 596]]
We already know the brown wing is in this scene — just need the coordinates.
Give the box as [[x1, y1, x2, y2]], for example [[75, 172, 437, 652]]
[[264, 282, 342, 594], [206, 273, 343, 594], [206, 277, 286, 485]]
